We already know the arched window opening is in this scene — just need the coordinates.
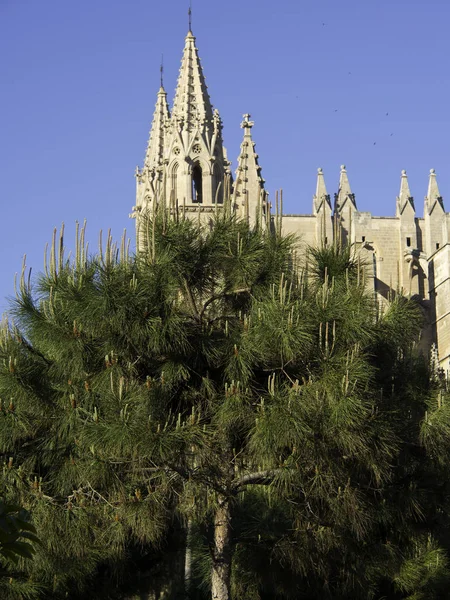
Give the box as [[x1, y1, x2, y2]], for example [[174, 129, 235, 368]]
[[192, 163, 203, 203], [171, 163, 179, 202], [213, 164, 223, 204]]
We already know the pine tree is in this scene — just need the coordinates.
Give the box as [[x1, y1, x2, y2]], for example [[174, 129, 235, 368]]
[[1, 213, 450, 599]]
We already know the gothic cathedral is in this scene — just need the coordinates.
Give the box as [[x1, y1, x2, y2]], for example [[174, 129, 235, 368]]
[[132, 26, 450, 372]]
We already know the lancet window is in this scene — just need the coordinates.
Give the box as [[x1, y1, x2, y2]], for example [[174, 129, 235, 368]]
[[192, 163, 203, 203]]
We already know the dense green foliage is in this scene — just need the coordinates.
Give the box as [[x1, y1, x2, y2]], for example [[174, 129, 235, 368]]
[[0, 500, 41, 599], [0, 214, 450, 599], [0, 500, 38, 563]]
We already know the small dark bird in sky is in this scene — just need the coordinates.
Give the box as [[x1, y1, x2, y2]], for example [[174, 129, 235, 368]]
[[322, 22, 325, 26], [386, 112, 389, 116], [334, 109, 338, 112], [373, 142, 377, 145], [348, 72, 351, 75], [390, 133, 394, 136]]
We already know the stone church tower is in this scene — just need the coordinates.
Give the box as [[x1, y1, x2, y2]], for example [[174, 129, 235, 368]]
[[132, 26, 450, 373], [132, 27, 267, 248]]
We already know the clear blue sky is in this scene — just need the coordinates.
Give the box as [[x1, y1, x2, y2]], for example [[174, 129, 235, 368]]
[[1, 0, 449, 313]]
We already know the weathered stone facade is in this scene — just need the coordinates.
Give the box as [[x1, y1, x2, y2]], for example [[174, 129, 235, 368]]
[[132, 28, 450, 371]]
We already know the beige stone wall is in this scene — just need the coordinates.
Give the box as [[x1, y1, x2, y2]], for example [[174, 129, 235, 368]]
[[429, 244, 450, 370], [282, 215, 317, 249], [353, 215, 401, 297], [425, 216, 445, 256]]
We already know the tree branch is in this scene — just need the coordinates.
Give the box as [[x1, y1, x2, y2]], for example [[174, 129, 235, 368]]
[[200, 288, 251, 320], [18, 335, 52, 366], [233, 469, 286, 491], [183, 279, 200, 319]]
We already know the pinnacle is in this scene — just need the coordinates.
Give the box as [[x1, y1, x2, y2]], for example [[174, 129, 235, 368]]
[[399, 169, 411, 199], [339, 165, 351, 195], [426, 168, 444, 214], [427, 168, 441, 201], [234, 118, 265, 220], [313, 167, 330, 213], [397, 169, 415, 215], [335, 165, 356, 212], [144, 85, 170, 171]]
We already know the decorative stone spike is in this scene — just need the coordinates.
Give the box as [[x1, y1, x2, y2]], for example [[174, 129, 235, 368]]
[[233, 114, 266, 227], [334, 165, 357, 213], [396, 169, 415, 215]]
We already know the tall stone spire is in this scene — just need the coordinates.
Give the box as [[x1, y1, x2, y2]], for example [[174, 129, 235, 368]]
[[396, 169, 415, 216], [233, 114, 265, 225], [171, 30, 214, 133], [162, 29, 228, 206], [143, 85, 170, 173], [134, 82, 170, 231], [134, 26, 230, 227]]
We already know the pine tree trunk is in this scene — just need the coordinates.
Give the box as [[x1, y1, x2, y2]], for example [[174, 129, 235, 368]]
[[211, 497, 232, 600], [184, 518, 193, 598]]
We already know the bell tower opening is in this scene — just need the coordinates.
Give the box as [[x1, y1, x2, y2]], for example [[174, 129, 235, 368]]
[[192, 163, 203, 203]]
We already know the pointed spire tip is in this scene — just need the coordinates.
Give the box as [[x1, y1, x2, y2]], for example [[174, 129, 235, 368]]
[[188, 1, 192, 33]]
